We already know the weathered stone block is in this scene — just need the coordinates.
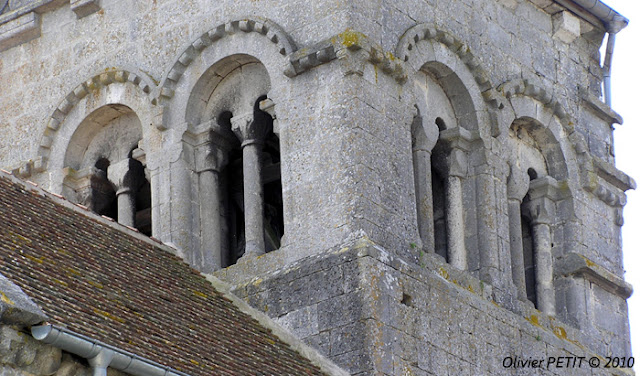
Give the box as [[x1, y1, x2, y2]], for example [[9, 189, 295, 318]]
[[553, 10, 581, 44], [0, 11, 39, 52]]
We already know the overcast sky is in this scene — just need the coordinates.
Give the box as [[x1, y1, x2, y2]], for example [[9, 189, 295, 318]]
[[599, 0, 639, 358]]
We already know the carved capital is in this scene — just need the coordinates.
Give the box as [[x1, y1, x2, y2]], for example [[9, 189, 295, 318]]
[[107, 158, 143, 193], [259, 98, 276, 119], [411, 116, 438, 153], [439, 126, 474, 152], [523, 196, 555, 225], [528, 176, 560, 201], [186, 121, 235, 173], [63, 166, 100, 191], [231, 113, 269, 147], [507, 163, 529, 201], [447, 148, 468, 178]]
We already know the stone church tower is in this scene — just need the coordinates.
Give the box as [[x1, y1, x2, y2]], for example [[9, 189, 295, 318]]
[[0, 0, 634, 374]]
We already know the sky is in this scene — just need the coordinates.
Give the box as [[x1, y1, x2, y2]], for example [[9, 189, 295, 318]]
[[599, 0, 640, 358]]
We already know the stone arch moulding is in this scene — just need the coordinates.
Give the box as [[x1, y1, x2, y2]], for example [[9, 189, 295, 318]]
[[32, 68, 160, 189], [396, 23, 498, 139], [155, 16, 297, 127], [500, 81, 576, 184], [498, 79, 629, 208]]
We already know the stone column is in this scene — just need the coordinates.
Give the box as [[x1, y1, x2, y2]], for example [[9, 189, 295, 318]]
[[411, 115, 438, 253], [232, 113, 269, 258], [192, 124, 234, 272], [107, 158, 140, 228], [525, 176, 559, 316], [439, 127, 473, 270], [507, 164, 529, 302]]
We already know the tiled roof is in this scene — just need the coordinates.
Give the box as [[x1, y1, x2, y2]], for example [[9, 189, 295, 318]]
[[0, 173, 327, 376]]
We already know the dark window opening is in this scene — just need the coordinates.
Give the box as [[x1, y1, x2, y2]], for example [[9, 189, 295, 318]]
[[91, 158, 117, 220], [223, 146, 245, 267], [435, 117, 446, 131], [527, 168, 538, 181], [521, 194, 537, 307], [130, 157, 152, 236], [432, 167, 448, 261], [220, 98, 284, 267]]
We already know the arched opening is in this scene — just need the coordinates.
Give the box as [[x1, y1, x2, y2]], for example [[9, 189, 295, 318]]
[[508, 117, 566, 315], [62, 105, 151, 235], [411, 66, 474, 270], [188, 55, 283, 270]]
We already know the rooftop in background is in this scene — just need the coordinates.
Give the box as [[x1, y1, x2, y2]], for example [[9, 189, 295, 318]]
[[0, 171, 329, 376]]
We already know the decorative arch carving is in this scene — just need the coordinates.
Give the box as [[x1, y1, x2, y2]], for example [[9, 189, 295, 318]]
[[497, 79, 628, 207], [397, 23, 497, 139], [397, 24, 494, 95], [32, 68, 158, 177], [155, 17, 296, 108]]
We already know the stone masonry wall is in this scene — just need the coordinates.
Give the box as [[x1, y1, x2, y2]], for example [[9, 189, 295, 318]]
[[228, 236, 633, 375]]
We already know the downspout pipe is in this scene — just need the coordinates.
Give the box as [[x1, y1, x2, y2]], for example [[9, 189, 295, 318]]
[[31, 324, 191, 376], [560, 0, 628, 107], [602, 32, 616, 107]]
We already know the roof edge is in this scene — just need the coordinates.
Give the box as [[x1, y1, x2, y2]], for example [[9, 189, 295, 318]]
[[0, 170, 180, 257], [554, 0, 628, 33], [204, 274, 350, 376]]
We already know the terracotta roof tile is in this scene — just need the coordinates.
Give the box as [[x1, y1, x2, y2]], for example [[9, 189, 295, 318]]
[[0, 174, 327, 376]]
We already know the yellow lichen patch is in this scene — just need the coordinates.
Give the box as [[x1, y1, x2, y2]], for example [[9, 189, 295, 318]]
[[192, 290, 207, 299], [190, 359, 200, 366], [384, 51, 399, 62], [553, 325, 567, 340], [87, 280, 104, 289], [14, 233, 32, 243], [337, 28, 366, 49], [25, 254, 44, 264], [438, 267, 450, 280], [65, 267, 81, 277], [526, 315, 540, 327], [1, 291, 14, 305], [53, 278, 68, 287], [579, 254, 596, 268], [467, 284, 475, 293], [93, 308, 125, 323]]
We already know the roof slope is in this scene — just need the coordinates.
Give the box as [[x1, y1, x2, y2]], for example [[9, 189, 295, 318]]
[[0, 173, 327, 376]]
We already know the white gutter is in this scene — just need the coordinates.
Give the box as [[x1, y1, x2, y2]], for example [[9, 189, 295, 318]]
[[554, 0, 628, 107], [31, 324, 191, 376]]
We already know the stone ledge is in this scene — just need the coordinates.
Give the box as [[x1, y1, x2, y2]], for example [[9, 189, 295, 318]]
[[593, 156, 636, 192], [70, 0, 100, 18], [556, 252, 633, 299], [0, 11, 40, 52], [579, 86, 623, 125], [0, 0, 65, 26]]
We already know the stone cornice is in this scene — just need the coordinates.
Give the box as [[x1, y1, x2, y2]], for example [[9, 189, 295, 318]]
[[284, 29, 407, 84], [578, 86, 623, 125], [556, 252, 633, 299]]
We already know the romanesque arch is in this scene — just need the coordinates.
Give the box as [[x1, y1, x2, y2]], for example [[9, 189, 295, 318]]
[[155, 17, 293, 272], [400, 24, 498, 284], [500, 84, 578, 316], [36, 69, 160, 235]]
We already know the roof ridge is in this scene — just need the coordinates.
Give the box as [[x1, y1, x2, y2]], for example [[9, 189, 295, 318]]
[[0, 169, 179, 257]]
